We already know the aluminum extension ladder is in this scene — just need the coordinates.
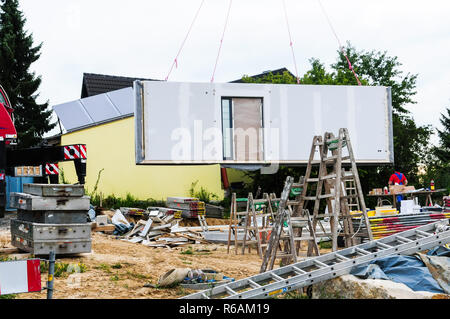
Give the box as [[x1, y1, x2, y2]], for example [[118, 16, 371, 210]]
[[181, 219, 450, 299]]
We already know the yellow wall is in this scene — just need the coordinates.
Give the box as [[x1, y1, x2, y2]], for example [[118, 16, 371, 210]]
[[60, 117, 224, 201]]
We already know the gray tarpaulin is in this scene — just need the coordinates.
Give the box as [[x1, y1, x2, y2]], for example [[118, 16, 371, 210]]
[[350, 246, 450, 294]]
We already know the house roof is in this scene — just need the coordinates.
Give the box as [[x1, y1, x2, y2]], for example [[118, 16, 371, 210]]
[[230, 68, 295, 83], [81, 73, 159, 98], [81, 68, 293, 98]]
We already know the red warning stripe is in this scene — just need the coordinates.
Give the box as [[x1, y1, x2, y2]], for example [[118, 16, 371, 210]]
[[64, 145, 80, 160], [0, 259, 41, 295], [79, 144, 87, 159], [45, 163, 59, 175], [63, 145, 86, 160], [27, 259, 41, 293]]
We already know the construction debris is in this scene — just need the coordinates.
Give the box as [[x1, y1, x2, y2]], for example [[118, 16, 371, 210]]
[[92, 205, 220, 248], [156, 268, 234, 289]]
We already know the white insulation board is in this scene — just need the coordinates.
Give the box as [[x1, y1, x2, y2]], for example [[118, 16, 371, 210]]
[[132, 81, 393, 165]]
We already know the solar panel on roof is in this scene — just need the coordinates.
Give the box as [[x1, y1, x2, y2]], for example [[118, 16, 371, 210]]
[[52, 87, 134, 132]]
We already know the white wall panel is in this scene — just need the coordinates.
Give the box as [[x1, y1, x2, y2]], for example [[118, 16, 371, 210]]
[[133, 81, 393, 165]]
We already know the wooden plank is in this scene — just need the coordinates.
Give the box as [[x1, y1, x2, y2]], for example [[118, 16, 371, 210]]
[[139, 219, 153, 237], [93, 224, 115, 233]]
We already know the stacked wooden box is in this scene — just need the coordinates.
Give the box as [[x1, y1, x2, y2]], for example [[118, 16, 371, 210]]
[[9, 184, 91, 255]]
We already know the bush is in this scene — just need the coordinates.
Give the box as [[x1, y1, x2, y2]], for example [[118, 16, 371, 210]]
[[189, 181, 219, 203], [89, 193, 165, 210]]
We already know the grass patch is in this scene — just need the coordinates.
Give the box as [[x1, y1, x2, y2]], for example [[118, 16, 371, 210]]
[[319, 240, 332, 249], [110, 275, 119, 282], [125, 271, 150, 280], [111, 263, 122, 269], [95, 263, 112, 273], [180, 249, 194, 255]]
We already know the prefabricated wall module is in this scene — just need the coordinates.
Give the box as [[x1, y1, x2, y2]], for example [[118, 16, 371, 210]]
[[134, 81, 393, 166]]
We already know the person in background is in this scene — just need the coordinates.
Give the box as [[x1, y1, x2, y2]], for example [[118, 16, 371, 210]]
[[388, 170, 408, 208]]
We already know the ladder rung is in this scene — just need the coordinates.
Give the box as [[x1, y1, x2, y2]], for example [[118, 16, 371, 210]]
[[253, 200, 268, 204], [341, 194, 358, 199], [376, 242, 392, 249], [316, 214, 334, 218], [396, 235, 413, 243], [306, 178, 319, 183], [415, 229, 430, 238], [318, 194, 334, 199], [276, 252, 294, 257], [292, 183, 303, 188], [271, 273, 284, 281], [315, 232, 333, 236], [291, 217, 309, 221], [225, 286, 238, 295], [293, 236, 315, 241], [292, 266, 307, 274], [247, 279, 261, 288], [303, 196, 316, 201], [314, 260, 328, 268], [322, 155, 351, 162], [355, 247, 370, 255], [321, 174, 337, 180], [335, 253, 350, 261]]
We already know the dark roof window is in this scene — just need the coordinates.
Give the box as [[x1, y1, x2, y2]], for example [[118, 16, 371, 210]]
[[81, 73, 159, 98]]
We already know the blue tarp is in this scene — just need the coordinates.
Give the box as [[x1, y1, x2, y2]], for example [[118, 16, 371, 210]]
[[350, 246, 450, 294]]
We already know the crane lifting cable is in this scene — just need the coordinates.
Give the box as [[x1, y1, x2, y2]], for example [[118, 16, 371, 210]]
[[317, 0, 362, 86], [211, 0, 233, 82], [165, 0, 206, 81], [282, 0, 300, 84]]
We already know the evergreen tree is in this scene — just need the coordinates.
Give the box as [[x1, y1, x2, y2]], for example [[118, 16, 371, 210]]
[[0, 0, 55, 148], [423, 107, 450, 193], [435, 107, 450, 164]]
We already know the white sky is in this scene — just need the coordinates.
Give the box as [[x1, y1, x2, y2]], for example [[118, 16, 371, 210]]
[[18, 0, 450, 144]]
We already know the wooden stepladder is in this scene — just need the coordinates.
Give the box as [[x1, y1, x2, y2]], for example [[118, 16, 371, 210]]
[[260, 177, 320, 272], [260, 176, 297, 272], [298, 128, 373, 253], [227, 192, 274, 257]]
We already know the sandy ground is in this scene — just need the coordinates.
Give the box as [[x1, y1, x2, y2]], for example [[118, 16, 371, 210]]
[[0, 214, 275, 299]]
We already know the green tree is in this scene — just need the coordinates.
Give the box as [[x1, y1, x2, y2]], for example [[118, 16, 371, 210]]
[[239, 44, 433, 205], [329, 45, 432, 194], [424, 108, 450, 193], [0, 0, 55, 148], [434, 107, 450, 164]]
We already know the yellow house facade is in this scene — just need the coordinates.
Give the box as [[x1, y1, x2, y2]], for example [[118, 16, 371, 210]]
[[59, 116, 226, 201]]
